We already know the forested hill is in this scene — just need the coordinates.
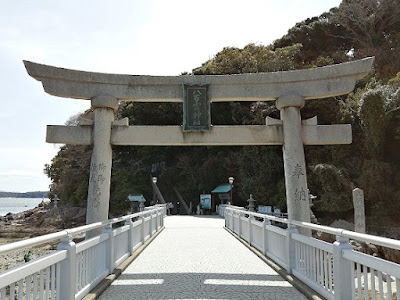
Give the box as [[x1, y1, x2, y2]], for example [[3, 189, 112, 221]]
[[0, 191, 49, 198], [44, 0, 400, 234]]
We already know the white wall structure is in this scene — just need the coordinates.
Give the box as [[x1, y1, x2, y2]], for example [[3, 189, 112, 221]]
[[24, 58, 374, 233]]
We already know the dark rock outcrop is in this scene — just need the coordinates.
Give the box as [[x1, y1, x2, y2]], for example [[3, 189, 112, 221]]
[[0, 203, 86, 239]]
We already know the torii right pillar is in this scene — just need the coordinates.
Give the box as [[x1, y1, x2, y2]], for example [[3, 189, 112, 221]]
[[276, 95, 311, 234]]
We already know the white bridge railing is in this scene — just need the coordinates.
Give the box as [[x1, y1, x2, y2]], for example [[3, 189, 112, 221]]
[[0, 205, 166, 300], [222, 205, 400, 300]]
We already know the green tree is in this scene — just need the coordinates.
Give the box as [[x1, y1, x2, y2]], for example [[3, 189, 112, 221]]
[[194, 43, 303, 75], [273, 12, 351, 67], [44, 144, 91, 207], [330, 0, 400, 77], [309, 164, 353, 213]]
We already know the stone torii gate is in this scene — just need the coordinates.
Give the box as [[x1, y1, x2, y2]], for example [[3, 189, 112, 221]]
[[24, 57, 373, 236]]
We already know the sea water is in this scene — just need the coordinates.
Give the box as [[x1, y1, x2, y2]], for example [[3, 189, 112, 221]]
[[0, 198, 48, 216]]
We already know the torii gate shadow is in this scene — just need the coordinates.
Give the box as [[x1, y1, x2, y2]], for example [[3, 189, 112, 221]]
[[98, 272, 308, 300]]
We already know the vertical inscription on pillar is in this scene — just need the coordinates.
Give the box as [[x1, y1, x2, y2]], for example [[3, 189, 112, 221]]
[[90, 162, 107, 208], [292, 163, 304, 178], [353, 188, 366, 233], [183, 84, 211, 131], [294, 187, 307, 202]]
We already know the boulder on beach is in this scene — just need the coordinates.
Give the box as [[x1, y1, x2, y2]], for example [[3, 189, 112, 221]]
[[0, 205, 86, 239]]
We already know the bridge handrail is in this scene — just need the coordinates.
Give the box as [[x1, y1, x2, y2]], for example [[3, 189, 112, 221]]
[[0, 206, 164, 256], [224, 205, 400, 299], [225, 206, 400, 251], [0, 205, 165, 300]]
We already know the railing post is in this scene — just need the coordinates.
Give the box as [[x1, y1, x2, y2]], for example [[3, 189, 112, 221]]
[[227, 209, 231, 229], [238, 212, 242, 237], [224, 209, 227, 228], [285, 223, 298, 274], [149, 213, 153, 236], [225, 210, 232, 230], [262, 218, 271, 256], [104, 224, 114, 273], [57, 236, 76, 300], [156, 211, 160, 230], [248, 214, 253, 246], [125, 218, 134, 255], [333, 235, 353, 300], [141, 215, 146, 243], [230, 210, 234, 232]]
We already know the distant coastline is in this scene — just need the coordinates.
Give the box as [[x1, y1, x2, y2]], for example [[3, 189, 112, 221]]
[[0, 191, 49, 198]]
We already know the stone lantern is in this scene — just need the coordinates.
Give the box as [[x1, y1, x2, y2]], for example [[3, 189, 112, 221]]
[[247, 194, 256, 212]]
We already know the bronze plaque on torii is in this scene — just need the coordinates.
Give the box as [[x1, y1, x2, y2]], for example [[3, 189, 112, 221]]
[[183, 84, 211, 132]]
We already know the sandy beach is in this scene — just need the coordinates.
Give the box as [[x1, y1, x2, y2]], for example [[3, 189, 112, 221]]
[[0, 237, 57, 272], [0, 204, 86, 272]]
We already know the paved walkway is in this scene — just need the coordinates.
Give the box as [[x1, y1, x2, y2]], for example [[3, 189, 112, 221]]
[[98, 216, 308, 300]]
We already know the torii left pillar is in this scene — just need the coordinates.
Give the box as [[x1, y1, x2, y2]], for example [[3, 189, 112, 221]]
[[86, 96, 118, 238]]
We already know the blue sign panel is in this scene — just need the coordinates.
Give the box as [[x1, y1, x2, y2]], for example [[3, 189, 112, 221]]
[[200, 194, 212, 209]]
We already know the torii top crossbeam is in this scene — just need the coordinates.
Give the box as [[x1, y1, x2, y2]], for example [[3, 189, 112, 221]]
[[24, 58, 373, 102]]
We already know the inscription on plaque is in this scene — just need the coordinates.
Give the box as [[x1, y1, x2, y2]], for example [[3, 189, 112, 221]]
[[183, 85, 211, 131]]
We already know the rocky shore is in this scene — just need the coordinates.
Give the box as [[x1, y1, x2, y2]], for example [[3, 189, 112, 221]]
[[0, 203, 86, 271], [317, 219, 400, 264]]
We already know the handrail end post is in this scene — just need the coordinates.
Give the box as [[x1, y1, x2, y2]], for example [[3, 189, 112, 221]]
[[333, 235, 353, 299], [57, 237, 76, 300], [103, 224, 115, 273], [125, 218, 134, 255], [285, 224, 298, 275], [262, 218, 271, 256]]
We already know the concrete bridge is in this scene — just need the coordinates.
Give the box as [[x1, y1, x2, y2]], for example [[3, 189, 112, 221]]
[[1, 205, 400, 300], [97, 215, 309, 300]]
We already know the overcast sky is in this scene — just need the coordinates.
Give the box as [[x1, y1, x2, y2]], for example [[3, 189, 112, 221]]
[[0, 0, 341, 193]]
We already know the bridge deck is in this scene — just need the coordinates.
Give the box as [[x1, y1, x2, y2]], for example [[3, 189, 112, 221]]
[[98, 216, 308, 300]]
